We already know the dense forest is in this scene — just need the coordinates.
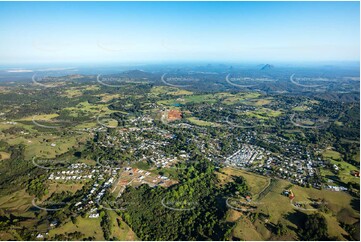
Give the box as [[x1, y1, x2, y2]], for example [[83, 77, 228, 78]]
[[115, 160, 247, 240]]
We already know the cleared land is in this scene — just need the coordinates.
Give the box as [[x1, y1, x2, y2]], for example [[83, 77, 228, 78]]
[[220, 168, 358, 240], [322, 149, 359, 184], [0, 151, 11, 160], [48, 217, 104, 240], [219, 167, 270, 197]]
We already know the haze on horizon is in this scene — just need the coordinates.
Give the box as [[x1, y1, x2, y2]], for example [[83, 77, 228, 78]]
[[0, 1, 359, 65]]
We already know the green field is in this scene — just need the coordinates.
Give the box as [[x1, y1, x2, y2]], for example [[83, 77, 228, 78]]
[[0, 151, 11, 160], [252, 99, 272, 106], [48, 216, 105, 240], [0, 189, 33, 213], [292, 106, 309, 111], [187, 117, 219, 127], [323, 150, 342, 160], [150, 86, 193, 96], [96, 93, 123, 103], [221, 92, 261, 105], [229, 213, 265, 240], [61, 85, 101, 98], [220, 169, 359, 240], [21, 113, 59, 121], [63, 101, 114, 117], [107, 210, 138, 240], [353, 151, 360, 163], [322, 149, 360, 184], [44, 183, 84, 200], [157, 94, 218, 106], [219, 167, 270, 197], [20, 135, 81, 160], [243, 108, 282, 120]]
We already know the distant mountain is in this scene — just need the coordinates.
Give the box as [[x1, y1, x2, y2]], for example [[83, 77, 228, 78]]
[[122, 69, 148, 75], [260, 64, 274, 71], [120, 69, 153, 79]]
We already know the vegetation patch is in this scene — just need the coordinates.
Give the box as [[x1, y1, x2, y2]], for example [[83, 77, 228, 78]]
[[0, 151, 11, 160]]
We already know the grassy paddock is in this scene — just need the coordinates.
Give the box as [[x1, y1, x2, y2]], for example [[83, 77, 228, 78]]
[[48, 216, 104, 240], [219, 167, 270, 196]]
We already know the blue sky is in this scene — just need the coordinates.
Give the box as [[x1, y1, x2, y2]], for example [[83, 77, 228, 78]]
[[0, 1, 359, 64]]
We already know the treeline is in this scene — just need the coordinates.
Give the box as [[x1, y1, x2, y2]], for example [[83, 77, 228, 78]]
[[26, 175, 48, 199], [0, 143, 42, 195], [299, 213, 340, 240]]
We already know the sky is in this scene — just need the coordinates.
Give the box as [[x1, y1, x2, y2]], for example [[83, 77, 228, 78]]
[[0, 1, 359, 64]]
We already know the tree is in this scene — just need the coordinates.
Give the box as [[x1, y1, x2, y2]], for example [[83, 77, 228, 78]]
[[276, 222, 287, 236], [301, 213, 329, 240]]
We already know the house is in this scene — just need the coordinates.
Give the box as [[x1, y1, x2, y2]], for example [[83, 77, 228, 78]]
[[89, 213, 99, 218], [282, 190, 290, 196], [36, 234, 44, 239], [75, 202, 82, 207], [50, 220, 58, 227], [351, 170, 360, 177]]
